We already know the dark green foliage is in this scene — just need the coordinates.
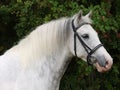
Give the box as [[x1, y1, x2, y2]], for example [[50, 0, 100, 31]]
[[0, 0, 120, 90]]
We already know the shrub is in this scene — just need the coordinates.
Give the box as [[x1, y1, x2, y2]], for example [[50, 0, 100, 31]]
[[0, 0, 120, 90]]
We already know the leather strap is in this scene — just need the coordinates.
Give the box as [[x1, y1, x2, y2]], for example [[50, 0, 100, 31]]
[[72, 19, 103, 65]]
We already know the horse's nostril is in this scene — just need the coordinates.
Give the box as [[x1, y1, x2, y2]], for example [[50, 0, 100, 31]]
[[104, 60, 110, 68], [106, 61, 108, 65]]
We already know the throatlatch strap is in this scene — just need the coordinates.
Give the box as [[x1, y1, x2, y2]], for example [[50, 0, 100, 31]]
[[74, 33, 77, 56]]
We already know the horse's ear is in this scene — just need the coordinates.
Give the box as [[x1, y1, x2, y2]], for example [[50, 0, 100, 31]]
[[75, 10, 83, 23], [86, 10, 92, 18], [77, 10, 83, 19]]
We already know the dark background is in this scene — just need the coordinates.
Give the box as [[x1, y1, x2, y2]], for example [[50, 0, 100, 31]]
[[0, 0, 120, 90]]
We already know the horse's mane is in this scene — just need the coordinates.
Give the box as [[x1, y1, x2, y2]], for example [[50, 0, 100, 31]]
[[5, 18, 71, 63], [5, 15, 92, 66]]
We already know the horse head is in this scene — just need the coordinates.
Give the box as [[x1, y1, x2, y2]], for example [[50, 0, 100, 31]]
[[69, 10, 113, 72]]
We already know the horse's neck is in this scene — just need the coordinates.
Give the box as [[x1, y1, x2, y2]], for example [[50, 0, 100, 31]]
[[2, 47, 72, 90], [15, 47, 72, 90], [4, 18, 73, 90], [39, 47, 72, 87], [7, 18, 71, 68]]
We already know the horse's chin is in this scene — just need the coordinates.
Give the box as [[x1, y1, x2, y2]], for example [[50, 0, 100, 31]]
[[94, 62, 112, 73]]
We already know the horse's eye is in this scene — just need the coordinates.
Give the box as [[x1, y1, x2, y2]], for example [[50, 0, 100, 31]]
[[82, 34, 89, 39]]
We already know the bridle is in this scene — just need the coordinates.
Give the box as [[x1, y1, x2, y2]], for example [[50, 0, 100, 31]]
[[72, 19, 103, 65]]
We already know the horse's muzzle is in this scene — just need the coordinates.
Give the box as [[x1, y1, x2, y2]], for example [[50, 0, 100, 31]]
[[93, 54, 113, 72]]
